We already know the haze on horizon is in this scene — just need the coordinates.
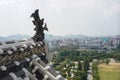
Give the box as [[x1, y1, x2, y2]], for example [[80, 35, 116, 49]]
[[0, 0, 120, 37]]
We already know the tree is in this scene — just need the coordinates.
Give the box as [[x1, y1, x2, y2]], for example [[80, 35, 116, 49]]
[[92, 63, 100, 80], [105, 59, 110, 65], [84, 57, 90, 72], [81, 72, 87, 80], [78, 61, 82, 70]]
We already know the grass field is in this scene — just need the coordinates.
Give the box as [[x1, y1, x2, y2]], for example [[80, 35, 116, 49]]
[[98, 63, 120, 80]]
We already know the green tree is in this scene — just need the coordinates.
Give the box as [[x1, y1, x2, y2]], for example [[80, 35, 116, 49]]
[[105, 59, 110, 65], [78, 61, 82, 70], [84, 57, 90, 72]]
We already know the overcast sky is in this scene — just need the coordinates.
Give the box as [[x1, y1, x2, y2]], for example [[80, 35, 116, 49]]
[[0, 0, 120, 37]]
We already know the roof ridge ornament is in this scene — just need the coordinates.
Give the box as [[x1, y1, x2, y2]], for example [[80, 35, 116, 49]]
[[31, 9, 48, 42]]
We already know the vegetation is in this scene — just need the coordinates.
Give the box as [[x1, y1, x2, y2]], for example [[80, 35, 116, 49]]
[[92, 62, 100, 80], [105, 59, 110, 65], [98, 63, 120, 80], [52, 47, 120, 80]]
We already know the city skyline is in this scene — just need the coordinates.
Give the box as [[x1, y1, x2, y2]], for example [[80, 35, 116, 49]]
[[0, 0, 120, 37]]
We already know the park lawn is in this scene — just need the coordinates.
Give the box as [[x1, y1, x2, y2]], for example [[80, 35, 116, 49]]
[[98, 63, 120, 80]]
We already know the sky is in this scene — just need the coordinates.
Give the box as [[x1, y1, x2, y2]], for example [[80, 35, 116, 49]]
[[0, 0, 120, 37]]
